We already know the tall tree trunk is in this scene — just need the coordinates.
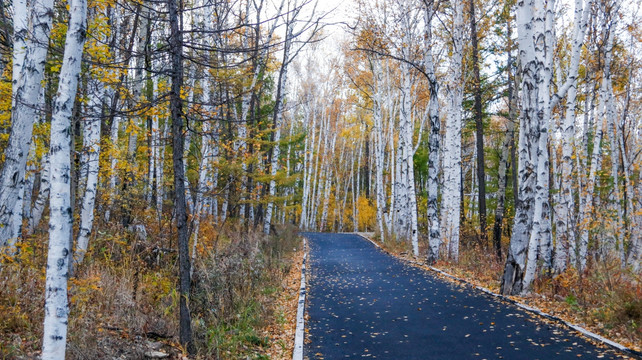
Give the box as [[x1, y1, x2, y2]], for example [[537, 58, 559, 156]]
[[442, 0, 464, 261], [6, 0, 29, 250], [620, 94, 638, 268], [73, 79, 104, 266], [555, 84, 579, 272], [629, 167, 642, 270], [299, 103, 315, 229], [554, 0, 592, 272], [423, 1, 441, 263], [470, 0, 487, 247], [397, 32, 419, 255], [492, 15, 516, 259], [320, 135, 336, 231], [522, 0, 556, 292], [105, 114, 120, 222], [168, 0, 193, 352], [493, 92, 516, 259], [264, 9, 293, 234], [0, 0, 54, 247], [156, 119, 167, 221], [354, 133, 363, 232], [42, 0, 87, 354], [149, 75, 159, 209], [605, 61, 622, 259], [371, 59, 387, 242], [501, 0, 547, 295]]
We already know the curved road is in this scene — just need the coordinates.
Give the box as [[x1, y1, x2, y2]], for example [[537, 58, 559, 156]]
[[302, 232, 625, 360]]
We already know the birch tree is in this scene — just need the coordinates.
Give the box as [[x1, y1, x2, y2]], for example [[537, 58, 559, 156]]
[[578, 1, 620, 269], [501, 0, 595, 293], [442, 0, 464, 261], [371, 58, 387, 241], [501, 0, 548, 295], [264, 0, 296, 234], [41, 0, 87, 354], [0, 0, 54, 247], [553, 0, 591, 272], [264, 0, 320, 233], [74, 78, 104, 267], [423, 0, 441, 263]]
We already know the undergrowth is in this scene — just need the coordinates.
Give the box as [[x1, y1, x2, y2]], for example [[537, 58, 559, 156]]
[[0, 214, 301, 359], [191, 224, 300, 358]]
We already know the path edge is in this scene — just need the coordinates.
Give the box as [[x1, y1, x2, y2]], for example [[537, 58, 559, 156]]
[[292, 237, 307, 360], [351, 232, 642, 359]]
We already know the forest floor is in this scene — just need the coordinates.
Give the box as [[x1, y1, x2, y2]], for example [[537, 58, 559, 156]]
[[356, 232, 642, 356], [262, 243, 303, 359], [0, 221, 303, 359]]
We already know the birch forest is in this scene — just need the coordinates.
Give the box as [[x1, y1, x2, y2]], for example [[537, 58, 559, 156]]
[[0, 0, 641, 356]]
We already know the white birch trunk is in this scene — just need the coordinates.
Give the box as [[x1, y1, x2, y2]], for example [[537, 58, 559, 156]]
[[578, 111, 604, 270], [105, 114, 120, 222], [74, 80, 104, 267], [282, 119, 295, 224], [6, 183, 25, 255], [354, 134, 363, 232], [183, 121, 193, 214], [320, 135, 336, 231], [522, 0, 556, 292], [424, 2, 440, 262], [310, 115, 329, 229], [210, 123, 220, 222], [11, 0, 28, 89], [156, 119, 167, 220], [620, 127, 636, 267], [191, 119, 212, 273], [191, 0, 216, 268], [299, 104, 315, 229], [554, 0, 591, 271], [605, 65, 622, 258], [126, 6, 149, 172], [42, 0, 87, 354], [629, 168, 642, 271], [5, 0, 29, 252], [0, 0, 54, 246], [28, 153, 50, 235], [578, 2, 620, 268], [372, 60, 386, 242], [442, 0, 464, 261], [264, 13, 293, 234], [386, 92, 396, 233], [501, 0, 547, 294], [220, 188, 229, 224], [399, 61, 418, 255], [555, 79, 579, 272], [148, 76, 159, 208]]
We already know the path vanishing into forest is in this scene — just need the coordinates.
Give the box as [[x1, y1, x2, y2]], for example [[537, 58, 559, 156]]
[[302, 233, 625, 360]]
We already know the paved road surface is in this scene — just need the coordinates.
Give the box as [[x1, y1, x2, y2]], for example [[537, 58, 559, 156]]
[[302, 232, 624, 360]]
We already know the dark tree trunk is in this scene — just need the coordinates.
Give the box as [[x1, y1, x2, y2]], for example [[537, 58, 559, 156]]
[[470, 0, 487, 247], [105, 5, 140, 138], [168, 0, 193, 353], [491, 14, 517, 259]]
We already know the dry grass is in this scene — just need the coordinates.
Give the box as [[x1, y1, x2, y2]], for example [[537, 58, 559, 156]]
[[261, 245, 303, 359], [190, 224, 301, 359], [0, 218, 302, 359]]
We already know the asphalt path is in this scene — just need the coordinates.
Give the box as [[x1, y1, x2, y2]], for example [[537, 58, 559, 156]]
[[302, 232, 624, 360]]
